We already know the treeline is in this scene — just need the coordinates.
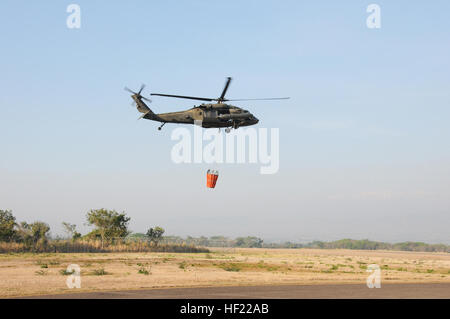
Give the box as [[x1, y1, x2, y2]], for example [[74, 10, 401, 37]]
[[160, 236, 450, 253], [303, 239, 450, 253], [150, 235, 265, 248], [0, 209, 207, 253], [1, 209, 448, 253]]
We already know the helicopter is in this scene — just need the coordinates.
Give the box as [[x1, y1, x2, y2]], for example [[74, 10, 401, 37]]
[[125, 77, 289, 133]]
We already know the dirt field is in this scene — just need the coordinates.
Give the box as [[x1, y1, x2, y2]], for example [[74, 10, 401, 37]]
[[1, 248, 449, 298]]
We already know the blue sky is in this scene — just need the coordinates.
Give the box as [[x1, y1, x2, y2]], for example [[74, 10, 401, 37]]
[[1, 1, 449, 243]]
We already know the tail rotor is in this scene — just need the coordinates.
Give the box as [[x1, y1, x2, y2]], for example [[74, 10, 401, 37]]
[[125, 84, 153, 115], [124, 84, 152, 105]]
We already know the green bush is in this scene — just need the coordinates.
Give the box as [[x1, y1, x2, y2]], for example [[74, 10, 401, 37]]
[[92, 268, 107, 276]]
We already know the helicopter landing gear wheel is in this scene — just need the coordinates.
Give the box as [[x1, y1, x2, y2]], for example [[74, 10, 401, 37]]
[[158, 122, 166, 131], [225, 128, 231, 133]]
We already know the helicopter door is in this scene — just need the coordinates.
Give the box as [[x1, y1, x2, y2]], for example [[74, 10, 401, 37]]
[[203, 109, 218, 122]]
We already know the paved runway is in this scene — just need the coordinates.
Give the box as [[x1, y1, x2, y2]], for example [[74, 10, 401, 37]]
[[26, 283, 450, 299]]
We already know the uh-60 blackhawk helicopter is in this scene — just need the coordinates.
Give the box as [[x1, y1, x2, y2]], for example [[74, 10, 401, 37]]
[[125, 77, 289, 133]]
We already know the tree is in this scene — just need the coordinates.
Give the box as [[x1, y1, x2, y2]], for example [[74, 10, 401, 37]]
[[235, 236, 263, 248], [16, 222, 32, 245], [146, 226, 165, 246], [86, 209, 130, 246], [62, 222, 81, 240], [16, 221, 50, 246], [30, 222, 50, 245], [0, 210, 16, 242]]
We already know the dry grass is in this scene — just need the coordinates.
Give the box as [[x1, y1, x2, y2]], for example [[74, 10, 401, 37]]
[[0, 248, 448, 298], [0, 240, 208, 253]]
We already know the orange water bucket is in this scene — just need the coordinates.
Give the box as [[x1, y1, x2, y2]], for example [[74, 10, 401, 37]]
[[206, 170, 219, 188]]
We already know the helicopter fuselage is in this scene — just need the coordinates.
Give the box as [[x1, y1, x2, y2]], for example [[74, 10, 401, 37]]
[[145, 103, 259, 128]]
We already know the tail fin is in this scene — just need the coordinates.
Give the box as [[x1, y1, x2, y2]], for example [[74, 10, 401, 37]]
[[133, 95, 152, 114], [133, 96, 161, 121], [125, 85, 161, 121]]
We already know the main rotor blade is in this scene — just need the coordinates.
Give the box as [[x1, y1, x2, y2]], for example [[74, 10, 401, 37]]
[[225, 97, 290, 101], [150, 93, 214, 102], [219, 77, 232, 101]]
